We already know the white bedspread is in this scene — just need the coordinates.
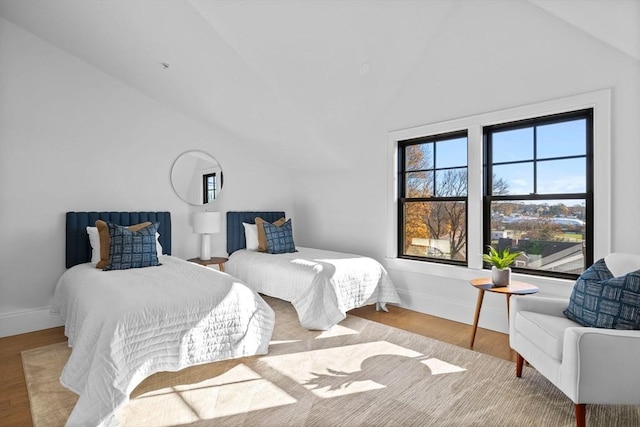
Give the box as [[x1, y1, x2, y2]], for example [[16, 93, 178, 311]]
[[50, 255, 275, 427], [225, 247, 400, 330]]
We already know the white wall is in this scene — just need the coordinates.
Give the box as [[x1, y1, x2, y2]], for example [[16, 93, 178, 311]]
[[0, 19, 294, 337], [2, 1, 638, 338], [293, 1, 640, 333]]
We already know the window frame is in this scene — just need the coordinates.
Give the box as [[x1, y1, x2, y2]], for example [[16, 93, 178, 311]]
[[386, 90, 611, 284], [397, 130, 469, 266], [482, 109, 594, 280], [202, 172, 217, 204]]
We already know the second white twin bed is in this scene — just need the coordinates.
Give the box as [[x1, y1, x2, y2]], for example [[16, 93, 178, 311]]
[[225, 211, 401, 330]]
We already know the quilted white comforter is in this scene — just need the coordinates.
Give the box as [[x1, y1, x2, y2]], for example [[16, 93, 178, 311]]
[[50, 255, 275, 427], [225, 247, 400, 330]]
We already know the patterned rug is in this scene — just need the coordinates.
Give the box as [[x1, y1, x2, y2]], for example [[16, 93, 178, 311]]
[[22, 297, 639, 426]]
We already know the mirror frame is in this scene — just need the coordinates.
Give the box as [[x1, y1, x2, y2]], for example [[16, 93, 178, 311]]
[[170, 150, 223, 206]]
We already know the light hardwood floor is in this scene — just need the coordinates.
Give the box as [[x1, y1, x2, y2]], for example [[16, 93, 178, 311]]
[[0, 305, 512, 427]]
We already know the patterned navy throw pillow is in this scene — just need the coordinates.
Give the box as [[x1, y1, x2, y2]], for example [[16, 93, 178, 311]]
[[263, 219, 296, 254], [591, 271, 640, 330], [104, 222, 161, 271], [564, 258, 640, 330]]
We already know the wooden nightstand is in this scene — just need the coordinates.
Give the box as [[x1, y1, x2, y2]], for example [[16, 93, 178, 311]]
[[187, 257, 228, 272]]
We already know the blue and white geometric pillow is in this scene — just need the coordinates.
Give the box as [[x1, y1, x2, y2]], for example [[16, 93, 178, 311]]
[[564, 258, 640, 330], [590, 271, 640, 330], [264, 219, 296, 254], [104, 222, 161, 270]]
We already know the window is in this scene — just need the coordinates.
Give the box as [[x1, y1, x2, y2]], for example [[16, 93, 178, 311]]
[[484, 109, 593, 279], [398, 131, 468, 264], [203, 172, 218, 204]]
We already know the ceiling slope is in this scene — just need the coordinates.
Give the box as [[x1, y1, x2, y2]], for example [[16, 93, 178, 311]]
[[1, 0, 637, 171], [529, 0, 640, 61], [0, 0, 337, 168], [189, 0, 455, 160], [0, 0, 456, 170]]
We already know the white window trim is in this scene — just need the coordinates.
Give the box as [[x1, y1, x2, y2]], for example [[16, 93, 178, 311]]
[[386, 89, 611, 282]]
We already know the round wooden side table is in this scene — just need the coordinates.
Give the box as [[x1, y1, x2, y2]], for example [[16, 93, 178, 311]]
[[469, 277, 539, 349], [187, 257, 228, 272]]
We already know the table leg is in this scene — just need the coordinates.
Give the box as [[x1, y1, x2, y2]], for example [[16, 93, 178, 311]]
[[470, 289, 485, 349], [506, 294, 511, 320]]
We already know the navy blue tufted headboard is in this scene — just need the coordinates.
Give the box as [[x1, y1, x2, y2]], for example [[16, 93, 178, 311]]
[[65, 211, 171, 268], [226, 211, 286, 255]]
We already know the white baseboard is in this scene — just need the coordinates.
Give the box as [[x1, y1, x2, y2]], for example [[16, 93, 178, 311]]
[[395, 288, 510, 334], [0, 306, 64, 338]]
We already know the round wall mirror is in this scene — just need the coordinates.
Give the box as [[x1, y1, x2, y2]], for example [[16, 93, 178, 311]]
[[171, 150, 224, 206]]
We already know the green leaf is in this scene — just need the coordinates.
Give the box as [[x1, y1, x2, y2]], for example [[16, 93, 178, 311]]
[[483, 245, 522, 269]]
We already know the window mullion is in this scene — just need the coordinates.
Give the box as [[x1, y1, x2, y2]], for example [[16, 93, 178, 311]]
[[468, 125, 484, 269], [533, 126, 538, 195]]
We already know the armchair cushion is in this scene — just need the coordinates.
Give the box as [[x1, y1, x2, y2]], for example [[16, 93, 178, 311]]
[[564, 258, 640, 330], [516, 310, 581, 360]]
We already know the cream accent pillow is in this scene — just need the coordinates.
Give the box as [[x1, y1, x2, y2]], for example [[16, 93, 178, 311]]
[[155, 232, 164, 256], [95, 220, 152, 269], [86, 226, 100, 264], [255, 217, 286, 252], [243, 223, 259, 251]]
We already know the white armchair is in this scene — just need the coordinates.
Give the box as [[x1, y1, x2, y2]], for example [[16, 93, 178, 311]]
[[509, 253, 640, 427]]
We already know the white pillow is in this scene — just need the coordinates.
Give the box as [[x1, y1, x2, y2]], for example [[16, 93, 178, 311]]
[[243, 222, 259, 251], [86, 226, 164, 264], [155, 232, 163, 256], [86, 226, 100, 264]]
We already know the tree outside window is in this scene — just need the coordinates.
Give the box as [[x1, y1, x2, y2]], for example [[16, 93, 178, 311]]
[[399, 132, 468, 264]]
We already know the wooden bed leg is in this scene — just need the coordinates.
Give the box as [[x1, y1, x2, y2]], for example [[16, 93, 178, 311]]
[[575, 403, 586, 427], [516, 353, 524, 378]]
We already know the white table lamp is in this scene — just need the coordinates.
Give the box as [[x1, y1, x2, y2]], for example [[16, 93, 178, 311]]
[[192, 211, 221, 261]]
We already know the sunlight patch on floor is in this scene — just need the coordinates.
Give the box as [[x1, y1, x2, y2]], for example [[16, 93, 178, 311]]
[[121, 364, 296, 426], [270, 339, 301, 345], [421, 357, 467, 375]]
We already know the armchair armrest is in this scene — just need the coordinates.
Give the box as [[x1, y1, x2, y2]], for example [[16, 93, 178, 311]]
[[561, 327, 640, 405], [510, 295, 568, 322]]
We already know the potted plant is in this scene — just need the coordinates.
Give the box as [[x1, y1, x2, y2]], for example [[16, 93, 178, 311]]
[[482, 246, 523, 287]]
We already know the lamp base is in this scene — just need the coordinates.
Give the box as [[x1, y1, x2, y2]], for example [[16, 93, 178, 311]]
[[200, 234, 212, 261]]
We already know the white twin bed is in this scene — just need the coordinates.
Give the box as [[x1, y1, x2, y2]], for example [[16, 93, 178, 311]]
[[225, 211, 401, 330], [52, 212, 275, 427]]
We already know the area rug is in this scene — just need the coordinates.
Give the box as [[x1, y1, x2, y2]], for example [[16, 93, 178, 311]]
[[22, 297, 639, 427]]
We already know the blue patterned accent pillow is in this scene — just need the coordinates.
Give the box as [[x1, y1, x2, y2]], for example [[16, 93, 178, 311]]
[[564, 258, 640, 330], [104, 222, 160, 270], [263, 219, 296, 254]]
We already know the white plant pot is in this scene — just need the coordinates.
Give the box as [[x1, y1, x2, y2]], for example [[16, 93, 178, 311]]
[[491, 266, 511, 287]]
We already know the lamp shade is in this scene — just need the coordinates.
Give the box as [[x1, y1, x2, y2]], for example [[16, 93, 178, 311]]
[[192, 212, 221, 234]]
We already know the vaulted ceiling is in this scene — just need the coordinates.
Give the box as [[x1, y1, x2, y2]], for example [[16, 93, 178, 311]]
[[1, 0, 638, 170]]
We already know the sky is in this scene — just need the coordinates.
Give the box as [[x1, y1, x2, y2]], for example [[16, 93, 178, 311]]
[[407, 117, 587, 200], [492, 118, 586, 195]]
